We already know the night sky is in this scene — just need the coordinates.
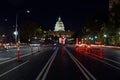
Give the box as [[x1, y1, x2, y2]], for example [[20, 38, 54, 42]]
[[0, 0, 108, 32]]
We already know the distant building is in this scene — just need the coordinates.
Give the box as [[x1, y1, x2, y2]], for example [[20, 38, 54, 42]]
[[47, 17, 74, 38], [54, 17, 65, 31]]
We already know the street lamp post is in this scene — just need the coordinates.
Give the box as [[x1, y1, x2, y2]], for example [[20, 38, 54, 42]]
[[13, 29, 18, 43], [14, 10, 30, 44], [103, 34, 107, 45], [15, 14, 18, 44], [95, 36, 98, 43], [15, 10, 30, 61]]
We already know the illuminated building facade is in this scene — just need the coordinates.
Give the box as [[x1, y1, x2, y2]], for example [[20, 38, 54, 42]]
[[47, 17, 74, 38], [54, 17, 65, 31]]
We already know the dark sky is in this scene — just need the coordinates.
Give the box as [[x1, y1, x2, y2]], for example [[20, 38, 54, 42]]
[[0, 0, 108, 32]]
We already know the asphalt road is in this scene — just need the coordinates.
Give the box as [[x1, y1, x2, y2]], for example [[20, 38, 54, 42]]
[[0, 45, 120, 80]]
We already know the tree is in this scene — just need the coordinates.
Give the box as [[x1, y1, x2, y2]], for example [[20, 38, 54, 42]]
[[34, 27, 44, 38], [20, 20, 40, 42], [109, 2, 120, 44], [83, 11, 108, 44]]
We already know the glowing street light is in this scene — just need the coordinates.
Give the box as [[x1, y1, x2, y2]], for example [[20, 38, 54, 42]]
[[26, 10, 30, 13], [103, 34, 107, 45], [14, 27, 18, 43], [13, 31, 18, 35], [103, 34, 107, 38], [95, 36, 98, 39]]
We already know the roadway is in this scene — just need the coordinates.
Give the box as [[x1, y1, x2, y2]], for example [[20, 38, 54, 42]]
[[0, 45, 120, 80]]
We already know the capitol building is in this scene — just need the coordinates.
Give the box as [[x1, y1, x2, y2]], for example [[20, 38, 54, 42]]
[[54, 17, 65, 31], [47, 17, 74, 38]]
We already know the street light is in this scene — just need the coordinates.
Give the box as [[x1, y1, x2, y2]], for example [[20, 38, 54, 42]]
[[13, 30, 18, 43], [26, 10, 30, 13], [103, 34, 107, 45], [15, 10, 30, 44], [95, 36, 98, 39], [103, 34, 107, 38]]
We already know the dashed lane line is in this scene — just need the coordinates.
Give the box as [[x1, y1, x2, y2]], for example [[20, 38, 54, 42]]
[[0, 60, 29, 78]]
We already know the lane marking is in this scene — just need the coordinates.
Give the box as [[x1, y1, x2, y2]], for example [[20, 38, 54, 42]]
[[0, 60, 29, 78], [0, 47, 51, 65], [88, 54, 120, 71], [65, 47, 96, 80], [68, 53, 91, 80], [0, 58, 10, 61], [36, 47, 59, 80], [0, 53, 30, 65], [91, 53, 120, 65], [41, 48, 57, 80]]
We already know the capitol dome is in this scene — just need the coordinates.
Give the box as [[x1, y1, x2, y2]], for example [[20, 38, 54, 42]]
[[54, 17, 65, 31]]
